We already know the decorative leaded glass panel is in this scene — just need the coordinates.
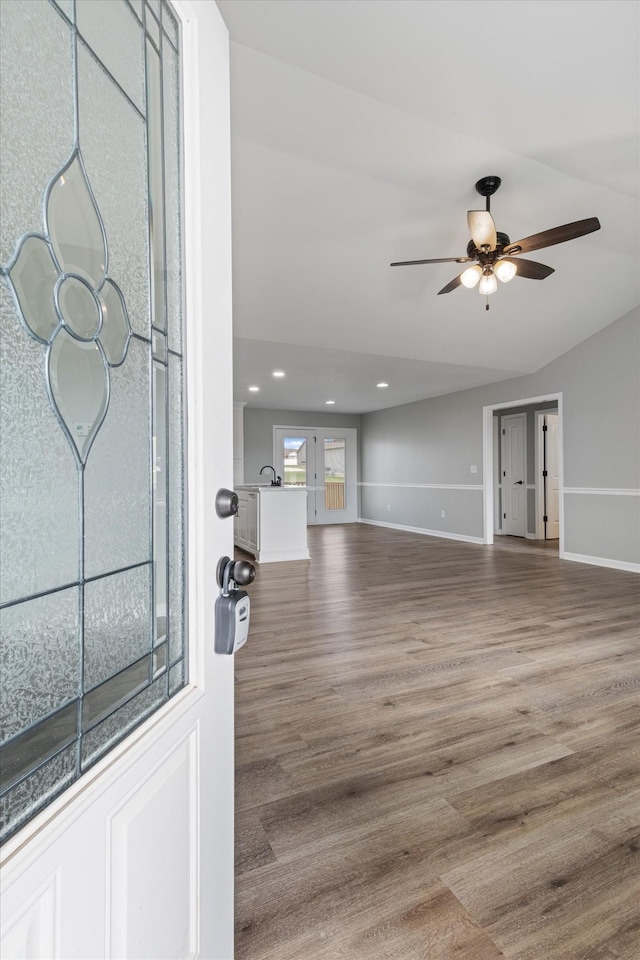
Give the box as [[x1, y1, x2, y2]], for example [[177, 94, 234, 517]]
[[52, 0, 74, 20], [162, 1, 179, 49], [0, 282, 80, 604], [76, 0, 145, 113], [84, 336, 151, 578], [163, 37, 182, 354], [0, 0, 74, 264], [83, 565, 152, 690], [146, 7, 161, 47], [77, 41, 150, 337], [0, 590, 81, 741], [0, 0, 185, 845], [81, 676, 167, 768], [168, 353, 184, 665], [0, 745, 78, 845]]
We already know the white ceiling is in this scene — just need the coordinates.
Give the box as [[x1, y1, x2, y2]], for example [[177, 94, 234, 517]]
[[216, 0, 640, 414]]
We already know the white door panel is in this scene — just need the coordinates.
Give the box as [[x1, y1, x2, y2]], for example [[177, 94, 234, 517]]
[[501, 413, 527, 537], [1, 4, 234, 959]]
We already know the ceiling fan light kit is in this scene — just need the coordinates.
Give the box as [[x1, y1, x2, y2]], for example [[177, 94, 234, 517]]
[[391, 175, 601, 310]]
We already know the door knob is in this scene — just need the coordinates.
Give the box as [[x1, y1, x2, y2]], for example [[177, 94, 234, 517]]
[[514, 480, 524, 484], [215, 487, 239, 518], [216, 556, 256, 592]]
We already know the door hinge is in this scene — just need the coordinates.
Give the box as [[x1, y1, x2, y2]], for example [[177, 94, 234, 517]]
[[543, 515, 548, 522], [502, 428, 505, 435], [502, 470, 506, 477], [542, 424, 548, 432], [542, 470, 548, 477], [503, 512, 506, 519]]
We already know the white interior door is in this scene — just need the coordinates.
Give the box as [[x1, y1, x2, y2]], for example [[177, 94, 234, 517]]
[[545, 414, 560, 539], [274, 426, 357, 524], [501, 413, 527, 537], [0, 3, 235, 958]]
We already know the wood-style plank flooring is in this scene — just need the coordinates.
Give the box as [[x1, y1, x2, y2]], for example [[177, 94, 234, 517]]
[[234, 524, 640, 960]]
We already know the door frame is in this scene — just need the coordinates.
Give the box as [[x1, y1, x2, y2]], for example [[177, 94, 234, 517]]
[[483, 393, 564, 556]]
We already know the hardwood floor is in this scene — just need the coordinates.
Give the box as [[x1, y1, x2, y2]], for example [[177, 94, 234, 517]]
[[234, 524, 640, 960]]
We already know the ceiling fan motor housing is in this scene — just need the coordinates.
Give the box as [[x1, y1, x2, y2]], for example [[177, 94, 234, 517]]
[[467, 231, 511, 260]]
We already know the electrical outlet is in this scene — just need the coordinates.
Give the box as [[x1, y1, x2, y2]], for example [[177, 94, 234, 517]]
[[470, 464, 478, 474], [387, 503, 391, 511], [441, 509, 446, 518]]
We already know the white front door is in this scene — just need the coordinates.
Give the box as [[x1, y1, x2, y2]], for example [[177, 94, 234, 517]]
[[501, 413, 527, 537], [274, 426, 358, 524], [0, 4, 235, 958], [545, 414, 560, 539]]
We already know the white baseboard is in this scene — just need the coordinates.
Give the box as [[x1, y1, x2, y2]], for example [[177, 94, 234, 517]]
[[561, 551, 640, 574], [254, 548, 311, 563], [525, 533, 537, 540], [358, 518, 484, 545]]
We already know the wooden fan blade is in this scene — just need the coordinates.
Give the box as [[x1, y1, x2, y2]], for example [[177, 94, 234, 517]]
[[467, 210, 497, 251], [501, 257, 555, 280], [390, 256, 472, 266], [504, 217, 600, 256], [437, 274, 463, 295]]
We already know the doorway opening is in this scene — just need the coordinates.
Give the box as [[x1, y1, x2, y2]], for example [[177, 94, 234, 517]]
[[483, 393, 564, 557]]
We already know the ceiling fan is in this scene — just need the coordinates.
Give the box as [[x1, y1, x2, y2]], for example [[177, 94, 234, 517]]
[[391, 176, 601, 309]]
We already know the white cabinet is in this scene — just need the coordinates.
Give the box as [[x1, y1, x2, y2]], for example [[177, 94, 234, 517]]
[[246, 491, 258, 552], [234, 486, 309, 563], [235, 495, 248, 548], [234, 490, 258, 552]]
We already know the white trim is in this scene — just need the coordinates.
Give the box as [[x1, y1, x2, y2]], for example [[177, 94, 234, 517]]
[[252, 547, 311, 563], [358, 482, 483, 491], [359, 518, 484, 545], [564, 487, 640, 496], [525, 533, 537, 540], [563, 552, 640, 573]]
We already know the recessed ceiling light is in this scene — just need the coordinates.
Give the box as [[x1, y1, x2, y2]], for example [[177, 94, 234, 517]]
[[325, 399, 335, 405], [377, 382, 389, 388], [272, 370, 285, 378], [248, 385, 259, 392]]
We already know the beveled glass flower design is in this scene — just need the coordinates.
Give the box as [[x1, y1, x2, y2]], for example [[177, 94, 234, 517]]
[[5, 150, 131, 463]]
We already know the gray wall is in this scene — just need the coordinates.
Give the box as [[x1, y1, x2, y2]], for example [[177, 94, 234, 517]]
[[243, 407, 362, 486], [361, 308, 640, 566]]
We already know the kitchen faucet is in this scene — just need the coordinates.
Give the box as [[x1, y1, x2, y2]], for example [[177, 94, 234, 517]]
[[260, 465, 282, 486]]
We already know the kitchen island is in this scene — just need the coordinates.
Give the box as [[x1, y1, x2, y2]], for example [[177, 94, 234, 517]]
[[234, 485, 310, 563]]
